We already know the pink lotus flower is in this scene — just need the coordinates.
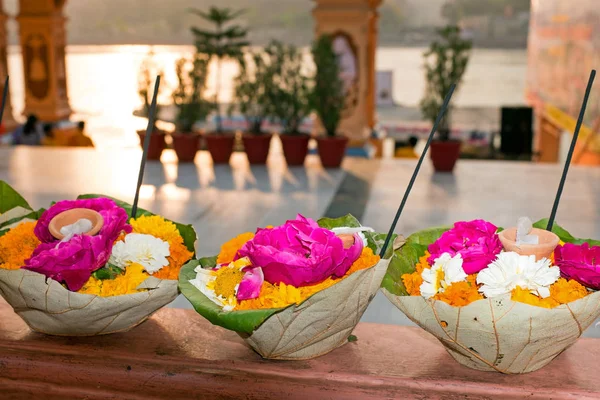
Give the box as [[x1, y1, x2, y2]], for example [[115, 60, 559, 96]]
[[428, 219, 502, 274], [554, 243, 600, 290], [25, 198, 131, 291], [236, 214, 363, 288]]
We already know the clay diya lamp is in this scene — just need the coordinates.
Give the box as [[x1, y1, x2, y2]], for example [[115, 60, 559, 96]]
[[498, 227, 559, 261], [337, 234, 356, 249], [49, 208, 104, 240]]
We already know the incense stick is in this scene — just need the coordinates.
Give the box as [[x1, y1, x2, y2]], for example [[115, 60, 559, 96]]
[[0, 76, 9, 124], [546, 69, 596, 231], [379, 83, 456, 257], [131, 75, 161, 219]]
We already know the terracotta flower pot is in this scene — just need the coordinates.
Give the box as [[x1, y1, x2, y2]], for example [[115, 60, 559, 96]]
[[205, 133, 235, 164], [280, 134, 310, 166], [242, 134, 272, 165], [498, 227, 560, 261], [430, 140, 461, 172], [172, 133, 200, 163], [317, 136, 349, 168], [137, 130, 166, 161]]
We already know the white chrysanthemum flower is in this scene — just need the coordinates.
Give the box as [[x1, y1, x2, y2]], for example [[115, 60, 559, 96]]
[[420, 252, 467, 299], [189, 265, 237, 311], [110, 233, 170, 274], [477, 252, 560, 299]]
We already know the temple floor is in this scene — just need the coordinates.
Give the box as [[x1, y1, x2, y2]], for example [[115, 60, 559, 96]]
[[2, 146, 599, 336]]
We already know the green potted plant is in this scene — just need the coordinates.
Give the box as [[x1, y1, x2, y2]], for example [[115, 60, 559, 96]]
[[420, 25, 472, 172], [172, 54, 213, 163], [232, 50, 273, 164], [137, 50, 166, 160], [265, 41, 312, 166], [190, 6, 249, 164], [310, 34, 347, 168]]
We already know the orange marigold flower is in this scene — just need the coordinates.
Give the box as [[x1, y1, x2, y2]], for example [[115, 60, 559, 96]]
[[216, 232, 254, 265], [0, 222, 40, 270], [236, 246, 380, 310], [550, 278, 588, 304], [401, 251, 431, 296], [434, 274, 483, 307]]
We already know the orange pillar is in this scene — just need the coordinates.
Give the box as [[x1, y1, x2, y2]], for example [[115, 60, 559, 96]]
[[0, 7, 17, 129], [17, 0, 71, 121], [313, 0, 381, 142]]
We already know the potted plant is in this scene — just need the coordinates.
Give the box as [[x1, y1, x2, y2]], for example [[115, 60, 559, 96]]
[[191, 6, 249, 164], [137, 50, 166, 160], [420, 25, 472, 172], [310, 34, 347, 168], [265, 41, 312, 166], [232, 50, 273, 164], [172, 54, 212, 163]]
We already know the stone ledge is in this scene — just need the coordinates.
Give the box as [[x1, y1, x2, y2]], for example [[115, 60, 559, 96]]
[[0, 299, 599, 399]]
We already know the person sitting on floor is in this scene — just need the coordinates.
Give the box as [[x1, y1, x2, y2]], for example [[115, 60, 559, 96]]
[[69, 121, 94, 147], [394, 136, 419, 158], [12, 115, 45, 146]]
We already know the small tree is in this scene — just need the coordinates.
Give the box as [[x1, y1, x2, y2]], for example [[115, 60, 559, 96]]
[[310, 34, 345, 137], [231, 50, 273, 134], [264, 41, 311, 136], [420, 25, 472, 140], [190, 7, 249, 133], [137, 49, 164, 131], [172, 53, 213, 133]]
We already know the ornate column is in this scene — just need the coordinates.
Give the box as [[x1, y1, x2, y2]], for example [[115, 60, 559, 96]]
[[312, 0, 381, 141], [0, 7, 17, 129], [17, 0, 71, 121]]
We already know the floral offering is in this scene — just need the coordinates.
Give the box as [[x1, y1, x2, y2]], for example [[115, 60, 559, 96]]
[[179, 214, 393, 360], [0, 181, 196, 336], [382, 218, 600, 374]]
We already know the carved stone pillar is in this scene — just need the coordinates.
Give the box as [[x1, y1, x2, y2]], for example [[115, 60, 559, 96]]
[[0, 8, 17, 129], [17, 0, 71, 121], [312, 0, 381, 141]]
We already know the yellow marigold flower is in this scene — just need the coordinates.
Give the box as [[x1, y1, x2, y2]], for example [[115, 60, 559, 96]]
[[78, 263, 150, 297], [129, 215, 193, 280], [511, 286, 559, 308], [401, 251, 431, 296], [216, 232, 254, 265], [0, 222, 40, 270], [236, 247, 380, 310], [511, 278, 588, 309], [434, 275, 483, 307], [550, 278, 588, 304]]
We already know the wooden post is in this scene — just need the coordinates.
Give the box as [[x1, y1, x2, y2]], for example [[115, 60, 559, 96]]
[[17, 0, 71, 122], [312, 0, 381, 143]]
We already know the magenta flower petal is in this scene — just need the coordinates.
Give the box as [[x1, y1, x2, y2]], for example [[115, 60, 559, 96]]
[[428, 219, 502, 274], [237, 267, 264, 301], [236, 214, 363, 287], [554, 243, 600, 290], [25, 197, 131, 291]]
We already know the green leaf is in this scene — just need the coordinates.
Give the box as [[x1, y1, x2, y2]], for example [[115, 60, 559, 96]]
[[92, 263, 124, 280], [77, 194, 197, 254], [533, 219, 600, 246], [0, 208, 45, 233], [406, 226, 450, 246], [0, 181, 31, 213], [178, 260, 287, 334], [317, 214, 361, 229], [381, 242, 428, 296]]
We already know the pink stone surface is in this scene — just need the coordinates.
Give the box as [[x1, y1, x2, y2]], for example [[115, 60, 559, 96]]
[[0, 298, 599, 399]]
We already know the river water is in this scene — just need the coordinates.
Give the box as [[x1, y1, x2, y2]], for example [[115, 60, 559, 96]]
[[6, 45, 528, 148]]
